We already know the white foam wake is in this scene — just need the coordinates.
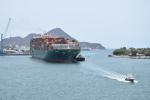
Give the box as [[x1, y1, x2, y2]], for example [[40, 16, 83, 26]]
[[102, 69, 138, 83], [81, 63, 138, 83]]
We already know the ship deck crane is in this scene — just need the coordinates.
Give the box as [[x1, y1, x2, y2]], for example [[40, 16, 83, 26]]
[[1, 18, 11, 50]]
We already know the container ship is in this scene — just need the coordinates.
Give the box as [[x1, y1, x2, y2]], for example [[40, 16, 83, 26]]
[[30, 34, 81, 62]]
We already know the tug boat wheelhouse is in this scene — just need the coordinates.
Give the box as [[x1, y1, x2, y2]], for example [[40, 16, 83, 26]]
[[125, 74, 135, 83]]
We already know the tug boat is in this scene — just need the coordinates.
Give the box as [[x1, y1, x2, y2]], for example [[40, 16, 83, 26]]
[[75, 54, 85, 61], [125, 74, 135, 83]]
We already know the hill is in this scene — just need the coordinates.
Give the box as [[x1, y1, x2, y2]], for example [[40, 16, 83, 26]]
[[0, 28, 105, 50]]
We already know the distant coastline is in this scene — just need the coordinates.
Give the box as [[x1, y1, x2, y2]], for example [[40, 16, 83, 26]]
[[0, 28, 106, 52], [109, 47, 150, 59]]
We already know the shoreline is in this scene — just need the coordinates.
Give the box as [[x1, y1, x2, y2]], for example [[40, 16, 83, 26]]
[[108, 55, 150, 59]]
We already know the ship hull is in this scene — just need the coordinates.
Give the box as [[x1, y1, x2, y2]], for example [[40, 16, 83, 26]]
[[31, 49, 80, 62]]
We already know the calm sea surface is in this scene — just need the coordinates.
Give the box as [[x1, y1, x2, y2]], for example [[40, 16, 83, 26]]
[[0, 50, 150, 100]]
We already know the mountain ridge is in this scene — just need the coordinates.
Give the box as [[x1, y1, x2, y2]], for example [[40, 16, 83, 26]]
[[0, 28, 106, 50]]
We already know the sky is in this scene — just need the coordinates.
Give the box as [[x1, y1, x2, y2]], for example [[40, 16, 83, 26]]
[[0, 0, 150, 48]]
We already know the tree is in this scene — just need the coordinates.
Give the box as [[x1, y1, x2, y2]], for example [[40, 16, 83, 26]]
[[113, 47, 128, 55], [144, 48, 150, 56]]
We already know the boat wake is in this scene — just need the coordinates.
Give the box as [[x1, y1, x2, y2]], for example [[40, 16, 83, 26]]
[[81, 63, 138, 83], [102, 71, 138, 83]]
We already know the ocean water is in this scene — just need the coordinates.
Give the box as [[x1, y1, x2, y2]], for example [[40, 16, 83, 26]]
[[0, 50, 150, 100]]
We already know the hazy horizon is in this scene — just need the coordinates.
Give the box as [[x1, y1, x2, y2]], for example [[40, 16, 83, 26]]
[[0, 0, 150, 48]]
